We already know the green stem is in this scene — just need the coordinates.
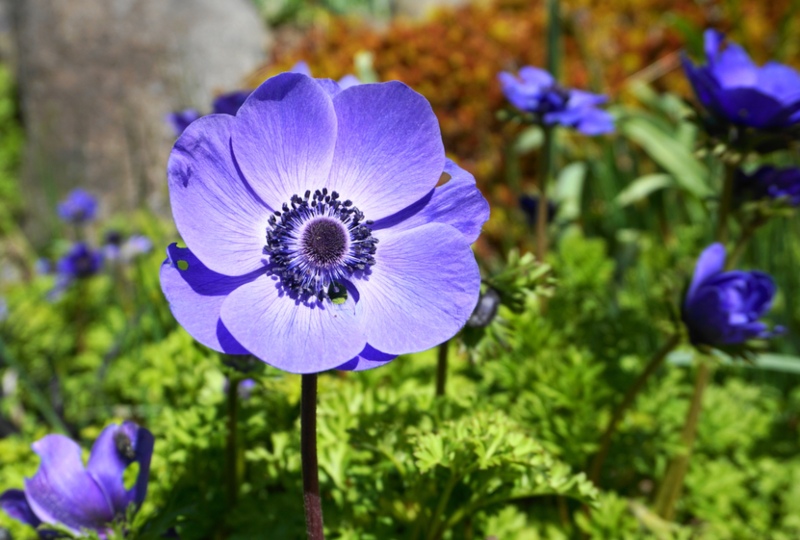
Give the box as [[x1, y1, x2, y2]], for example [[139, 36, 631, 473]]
[[726, 214, 767, 270], [301, 374, 324, 539], [715, 162, 738, 245], [0, 338, 69, 434], [654, 360, 712, 520], [435, 340, 449, 397], [536, 126, 554, 262], [427, 472, 461, 540], [589, 335, 680, 485], [225, 376, 240, 509], [545, 0, 561, 79]]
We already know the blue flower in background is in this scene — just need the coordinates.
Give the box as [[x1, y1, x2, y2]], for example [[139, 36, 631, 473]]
[[0, 422, 154, 538], [57, 243, 103, 281], [519, 194, 557, 227], [165, 109, 201, 138], [57, 189, 97, 224], [736, 165, 800, 206], [167, 62, 362, 136], [160, 72, 488, 373], [683, 243, 779, 347], [498, 67, 614, 135], [682, 29, 800, 131]]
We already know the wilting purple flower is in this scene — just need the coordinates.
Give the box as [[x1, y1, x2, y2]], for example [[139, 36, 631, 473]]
[[498, 67, 614, 135], [160, 73, 488, 373], [57, 189, 97, 224], [466, 288, 501, 328], [0, 422, 154, 538], [519, 195, 557, 227], [682, 29, 800, 130], [683, 243, 779, 347], [736, 165, 800, 206]]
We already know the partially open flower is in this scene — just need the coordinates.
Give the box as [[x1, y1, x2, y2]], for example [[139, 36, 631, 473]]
[[682, 30, 800, 132], [0, 422, 154, 538], [682, 243, 779, 348]]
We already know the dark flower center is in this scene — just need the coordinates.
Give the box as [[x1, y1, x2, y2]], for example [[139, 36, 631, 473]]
[[301, 218, 348, 267], [264, 188, 378, 301]]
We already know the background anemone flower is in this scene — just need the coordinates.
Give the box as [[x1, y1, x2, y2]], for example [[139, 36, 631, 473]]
[[682, 29, 800, 131], [0, 422, 154, 537], [168, 63, 361, 136], [161, 72, 488, 374], [497, 67, 614, 135], [57, 189, 97, 224], [682, 243, 779, 348], [519, 194, 557, 227], [735, 165, 800, 206], [56, 243, 103, 281]]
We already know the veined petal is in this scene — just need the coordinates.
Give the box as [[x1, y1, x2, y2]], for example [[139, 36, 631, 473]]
[[24, 435, 114, 535], [86, 422, 155, 515], [372, 159, 489, 243], [220, 275, 366, 373], [353, 223, 480, 355], [160, 244, 255, 355], [168, 114, 272, 276], [336, 344, 398, 371], [327, 82, 445, 220], [231, 72, 338, 211]]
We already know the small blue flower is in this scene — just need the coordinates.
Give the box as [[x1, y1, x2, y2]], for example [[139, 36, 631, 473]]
[[683, 243, 779, 347], [0, 422, 154, 538], [736, 165, 800, 206], [57, 189, 97, 224], [498, 67, 614, 135], [57, 243, 103, 281], [165, 109, 201, 137], [682, 29, 800, 131], [167, 62, 363, 136], [519, 194, 557, 227]]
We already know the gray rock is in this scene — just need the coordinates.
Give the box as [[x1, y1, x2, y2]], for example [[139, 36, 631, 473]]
[[6, 0, 269, 244], [392, 0, 469, 19]]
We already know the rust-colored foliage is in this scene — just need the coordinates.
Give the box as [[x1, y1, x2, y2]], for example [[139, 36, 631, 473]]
[[246, 0, 797, 258]]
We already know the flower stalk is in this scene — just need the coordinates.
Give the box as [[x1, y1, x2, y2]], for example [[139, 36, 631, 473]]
[[536, 125, 555, 262], [589, 334, 680, 485], [225, 376, 240, 509], [435, 339, 449, 397], [654, 358, 713, 520], [301, 373, 324, 540]]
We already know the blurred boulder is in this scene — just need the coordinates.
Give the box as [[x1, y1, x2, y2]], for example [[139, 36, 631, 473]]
[[393, 0, 469, 18], [6, 0, 269, 244]]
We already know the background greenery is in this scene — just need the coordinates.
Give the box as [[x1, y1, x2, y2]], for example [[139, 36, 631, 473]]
[[1, 0, 799, 538]]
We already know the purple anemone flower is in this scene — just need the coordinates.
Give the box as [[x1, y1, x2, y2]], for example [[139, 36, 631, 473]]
[[736, 165, 800, 206], [0, 422, 154, 538], [57, 243, 103, 281], [57, 189, 98, 224], [682, 243, 779, 347], [160, 73, 489, 374], [498, 67, 614, 135], [682, 29, 800, 131], [165, 109, 202, 137]]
